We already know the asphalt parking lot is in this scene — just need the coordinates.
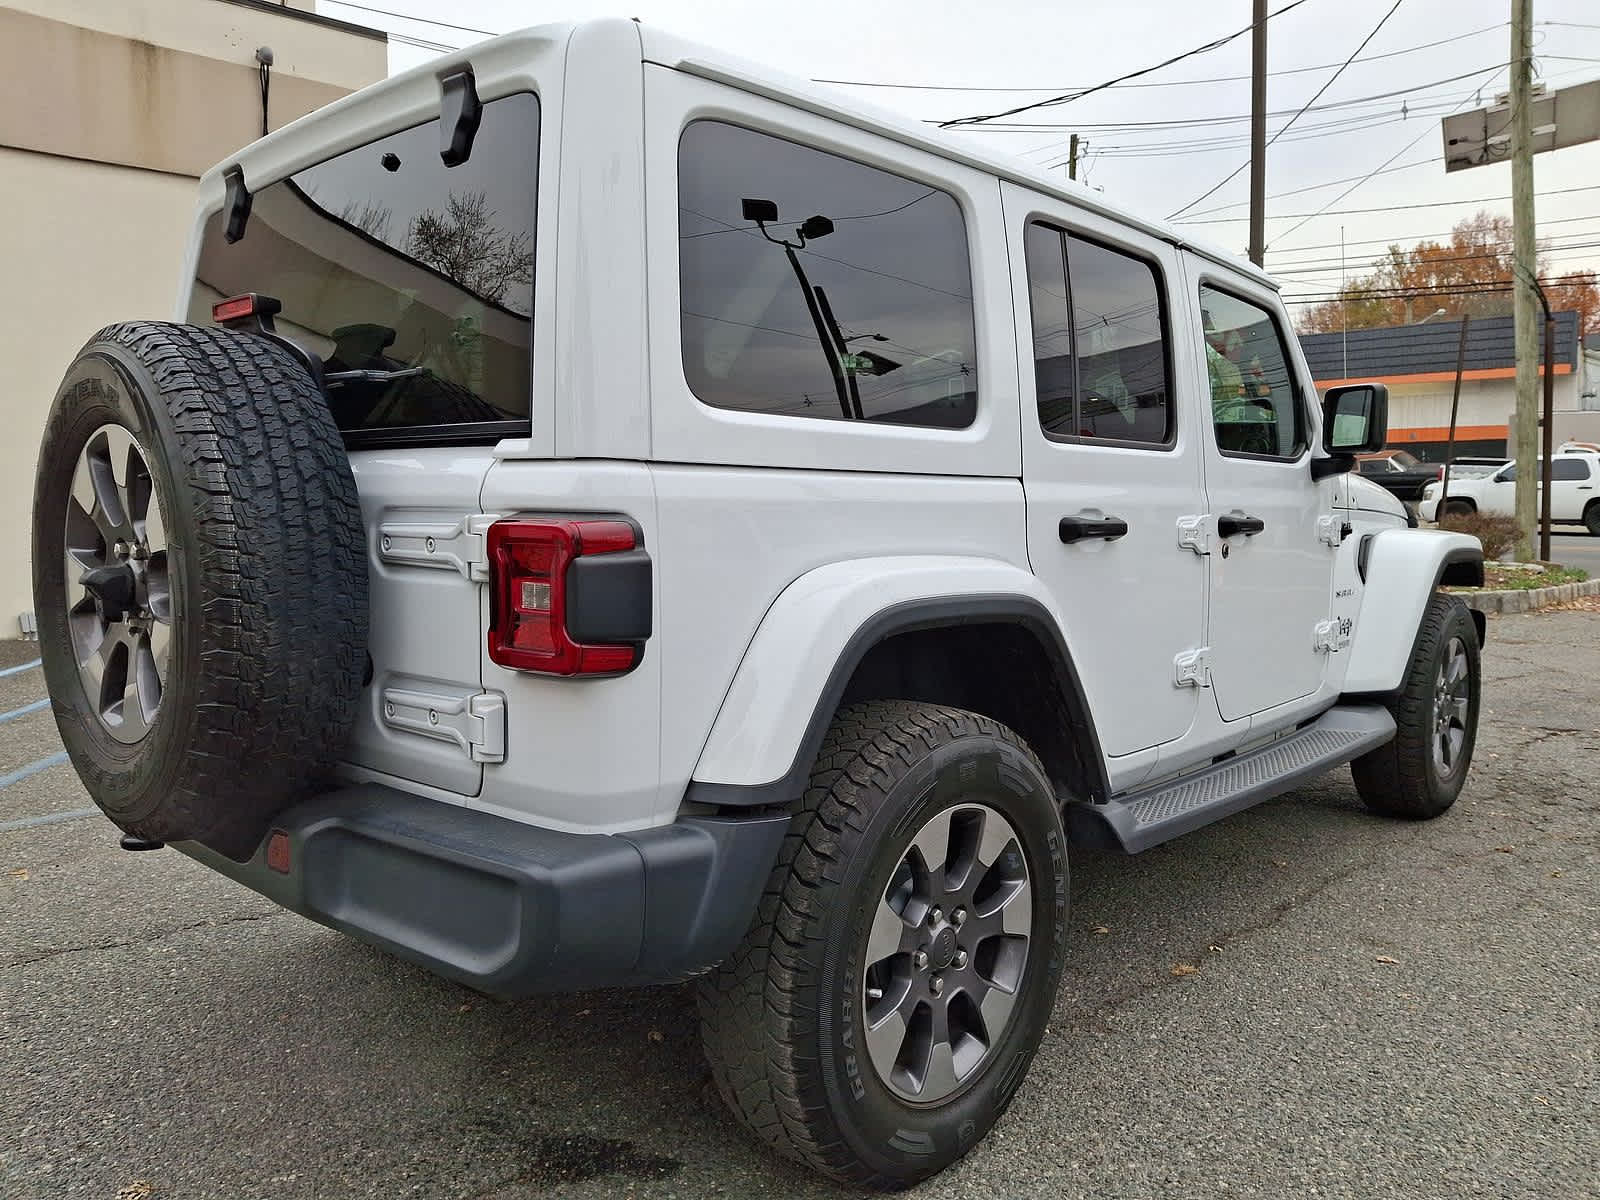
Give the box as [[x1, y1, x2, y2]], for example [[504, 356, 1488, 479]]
[[3, 611, 1597, 1200]]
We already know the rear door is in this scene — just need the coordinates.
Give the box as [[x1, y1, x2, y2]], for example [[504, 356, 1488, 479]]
[[188, 90, 544, 795], [1003, 184, 1206, 764]]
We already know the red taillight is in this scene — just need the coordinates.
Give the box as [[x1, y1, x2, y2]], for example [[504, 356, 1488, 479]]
[[212, 294, 258, 323], [1437, 465, 1446, 480], [487, 519, 645, 676]]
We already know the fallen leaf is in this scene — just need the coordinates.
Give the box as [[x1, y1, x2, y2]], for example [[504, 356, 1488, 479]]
[[457, 1003, 473, 1013], [1208, 944, 1223, 953], [1272, 860, 1288, 868], [116, 1183, 153, 1200], [647, 1029, 664, 1043], [1493, 845, 1515, 854], [1091, 925, 1110, 936], [1375, 955, 1398, 965], [1533, 1096, 1551, 1106], [1170, 964, 1198, 977], [6, 869, 26, 881], [1550, 869, 1564, 878], [575, 1008, 591, 1017]]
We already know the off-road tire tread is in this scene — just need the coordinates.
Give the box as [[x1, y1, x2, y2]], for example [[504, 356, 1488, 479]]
[[37, 321, 366, 857], [697, 700, 1045, 1189], [1351, 592, 1475, 819]]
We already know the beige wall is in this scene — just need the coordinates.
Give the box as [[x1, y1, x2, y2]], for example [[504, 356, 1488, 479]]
[[3, 0, 385, 92], [0, 0, 385, 628], [0, 3, 384, 178], [0, 149, 198, 623]]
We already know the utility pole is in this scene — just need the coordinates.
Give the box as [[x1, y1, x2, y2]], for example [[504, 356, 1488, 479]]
[[1067, 133, 1080, 181], [1247, 0, 1267, 267], [1510, 0, 1539, 560]]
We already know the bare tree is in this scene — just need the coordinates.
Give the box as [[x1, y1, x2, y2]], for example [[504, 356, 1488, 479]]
[[405, 191, 533, 306], [337, 199, 393, 241]]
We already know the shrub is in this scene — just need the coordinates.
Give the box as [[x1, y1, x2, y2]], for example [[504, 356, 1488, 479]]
[[1438, 511, 1519, 561]]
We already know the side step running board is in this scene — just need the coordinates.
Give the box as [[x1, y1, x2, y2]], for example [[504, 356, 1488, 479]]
[[1067, 705, 1396, 854]]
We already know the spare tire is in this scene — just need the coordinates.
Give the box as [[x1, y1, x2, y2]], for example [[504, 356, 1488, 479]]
[[32, 322, 368, 860]]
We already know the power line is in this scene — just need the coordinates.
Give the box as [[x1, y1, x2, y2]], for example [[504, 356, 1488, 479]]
[[1273, 241, 1600, 277], [1279, 226, 1600, 261], [1174, 181, 1600, 227], [937, 0, 1315, 128], [1271, 214, 1600, 256], [967, 68, 1498, 138], [1262, 69, 1507, 247], [1167, 0, 1409, 220], [1183, 156, 1442, 215], [815, 23, 1507, 92], [317, 0, 496, 38]]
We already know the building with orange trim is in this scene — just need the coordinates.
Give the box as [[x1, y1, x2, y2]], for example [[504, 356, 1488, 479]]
[[1299, 312, 1594, 460]]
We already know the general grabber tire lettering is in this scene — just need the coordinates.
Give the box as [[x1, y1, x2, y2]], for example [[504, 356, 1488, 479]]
[[32, 322, 367, 860], [1351, 592, 1479, 820], [697, 701, 1068, 1189]]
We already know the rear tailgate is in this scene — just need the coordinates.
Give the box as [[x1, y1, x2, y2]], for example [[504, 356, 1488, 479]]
[[180, 52, 553, 797]]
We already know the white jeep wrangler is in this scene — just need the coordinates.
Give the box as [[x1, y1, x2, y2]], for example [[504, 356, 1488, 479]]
[[31, 20, 1485, 1190]]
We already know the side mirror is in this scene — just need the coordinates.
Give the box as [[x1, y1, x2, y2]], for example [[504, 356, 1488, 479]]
[[1322, 381, 1388, 456]]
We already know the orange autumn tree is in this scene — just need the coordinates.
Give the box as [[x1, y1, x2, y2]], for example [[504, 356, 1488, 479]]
[[1296, 211, 1600, 336]]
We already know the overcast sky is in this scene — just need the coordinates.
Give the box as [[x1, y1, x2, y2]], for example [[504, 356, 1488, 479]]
[[320, 0, 1600, 315]]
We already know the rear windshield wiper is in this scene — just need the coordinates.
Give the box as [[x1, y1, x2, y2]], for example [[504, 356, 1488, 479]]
[[322, 366, 428, 388]]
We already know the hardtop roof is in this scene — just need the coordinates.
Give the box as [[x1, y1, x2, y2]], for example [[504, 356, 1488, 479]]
[[634, 21, 1277, 291]]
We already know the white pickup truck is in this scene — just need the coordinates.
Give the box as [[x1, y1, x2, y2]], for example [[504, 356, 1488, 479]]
[[29, 19, 1485, 1189], [1419, 449, 1600, 534]]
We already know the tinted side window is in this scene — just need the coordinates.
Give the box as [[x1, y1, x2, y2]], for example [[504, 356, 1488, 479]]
[[190, 93, 539, 438], [1552, 458, 1591, 481], [678, 121, 976, 429], [1024, 223, 1172, 445], [1199, 284, 1307, 459], [1024, 223, 1074, 435]]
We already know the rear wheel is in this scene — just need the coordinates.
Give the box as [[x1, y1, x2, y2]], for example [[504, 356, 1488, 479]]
[[697, 701, 1067, 1189], [1585, 500, 1600, 537], [1351, 593, 1479, 820]]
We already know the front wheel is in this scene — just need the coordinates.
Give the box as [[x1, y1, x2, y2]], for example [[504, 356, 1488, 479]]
[[1352, 593, 1480, 819], [697, 701, 1068, 1189]]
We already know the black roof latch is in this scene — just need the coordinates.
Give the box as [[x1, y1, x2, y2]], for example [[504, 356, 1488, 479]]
[[223, 165, 252, 243], [439, 68, 482, 167]]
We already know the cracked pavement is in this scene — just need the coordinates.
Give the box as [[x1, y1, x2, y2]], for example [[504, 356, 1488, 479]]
[[2, 611, 1597, 1200]]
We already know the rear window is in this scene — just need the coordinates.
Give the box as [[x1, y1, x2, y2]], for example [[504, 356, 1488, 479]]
[[677, 121, 977, 429], [188, 92, 538, 444]]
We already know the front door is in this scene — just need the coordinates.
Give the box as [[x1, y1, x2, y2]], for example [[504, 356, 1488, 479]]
[[1006, 185, 1207, 759], [1188, 268, 1338, 721]]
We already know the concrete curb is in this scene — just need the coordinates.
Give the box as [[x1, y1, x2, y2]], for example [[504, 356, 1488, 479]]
[[1451, 577, 1600, 614]]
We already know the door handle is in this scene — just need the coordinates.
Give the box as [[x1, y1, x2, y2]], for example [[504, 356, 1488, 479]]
[[1217, 513, 1266, 538], [1059, 514, 1130, 544]]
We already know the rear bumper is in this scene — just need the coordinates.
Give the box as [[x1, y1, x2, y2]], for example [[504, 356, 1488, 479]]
[[177, 785, 788, 996]]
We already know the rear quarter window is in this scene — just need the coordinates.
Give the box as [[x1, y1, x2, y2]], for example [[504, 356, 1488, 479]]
[[677, 120, 977, 429], [188, 92, 539, 444]]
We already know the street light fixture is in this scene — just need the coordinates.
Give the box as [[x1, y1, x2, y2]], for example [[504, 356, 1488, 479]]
[[741, 198, 858, 418]]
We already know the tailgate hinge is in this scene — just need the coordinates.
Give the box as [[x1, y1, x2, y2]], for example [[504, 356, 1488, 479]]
[[1174, 646, 1212, 688], [1177, 515, 1210, 556], [378, 513, 499, 582], [382, 685, 507, 763], [1313, 618, 1353, 654]]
